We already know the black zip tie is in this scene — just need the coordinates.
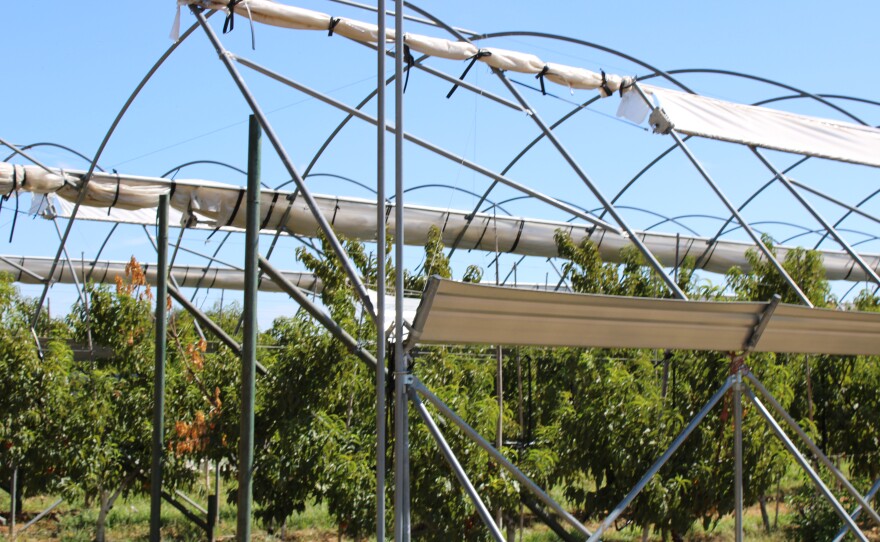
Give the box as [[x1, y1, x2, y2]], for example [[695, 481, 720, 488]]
[[535, 65, 550, 96], [331, 198, 340, 225], [5, 166, 19, 242], [473, 217, 492, 250], [328, 17, 341, 36], [169, 180, 177, 199], [509, 219, 526, 253], [447, 49, 491, 99], [403, 44, 415, 93], [207, 188, 245, 241], [599, 69, 612, 97], [108, 169, 121, 216], [223, 0, 242, 34], [261, 192, 279, 229], [619, 75, 636, 97], [226, 188, 245, 226], [9, 188, 20, 243]]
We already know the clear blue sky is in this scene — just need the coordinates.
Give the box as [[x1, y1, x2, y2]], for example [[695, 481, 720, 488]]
[[3, 1, 880, 324]]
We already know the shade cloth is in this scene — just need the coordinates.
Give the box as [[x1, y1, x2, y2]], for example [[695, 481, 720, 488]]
[[408, 277, 880, 356], [643, 84, 880, 168]]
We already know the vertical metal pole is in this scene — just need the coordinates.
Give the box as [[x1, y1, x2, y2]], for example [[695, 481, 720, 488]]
[[392, 1, 409, 541], [150, 194, 169, 542], [237, 115, 261, 542], [376, 1, 387, 540], [495, 344, 503, 530], [733, 370, 744, 542]]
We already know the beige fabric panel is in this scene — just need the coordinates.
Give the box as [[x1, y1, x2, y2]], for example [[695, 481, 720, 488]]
[[411, 278, 880, 356]]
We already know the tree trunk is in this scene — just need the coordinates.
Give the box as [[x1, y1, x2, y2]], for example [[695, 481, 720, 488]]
[[759, 495, 772, 533], [95, 473, 134, 542], [774, 477, 781, 528], [96, 489, 109, 542], [805, 357, 814, 424]]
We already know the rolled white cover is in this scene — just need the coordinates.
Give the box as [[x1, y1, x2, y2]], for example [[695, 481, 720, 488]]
[[188, 0, 332, 30], [403, 33, 477, 61], [480, 47, 545, 74], [0, 255, 321, 293], [5, 164, 879, 283], [644, 84, 880, 168], [178, 0, 624, 98]]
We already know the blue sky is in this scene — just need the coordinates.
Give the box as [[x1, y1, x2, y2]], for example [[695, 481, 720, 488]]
[[3, 1, 880, 324]]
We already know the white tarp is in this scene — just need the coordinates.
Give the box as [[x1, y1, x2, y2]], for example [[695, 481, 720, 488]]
[[0, 255, 321, 293], [642, 84, 880, 168], [4, 163, 880, 283], [179, 0, 633, 96], [408, 278, 880, 356]]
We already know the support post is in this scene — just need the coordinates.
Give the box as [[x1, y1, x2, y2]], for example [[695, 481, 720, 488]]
[[17, 498, 63, 535], [150, 194, 169, 542], [237, 115, 261, 542], [745, 372, 880, 527], [744, 387, 868, 541], [409, 391, 505, 542], [733, 369, 744, 542], [375, 2, 388, 541], [411, 380, 592, 538], [833, 477, 880, 542], [588, 376, 735, 542], [393, 1, 409, 540]]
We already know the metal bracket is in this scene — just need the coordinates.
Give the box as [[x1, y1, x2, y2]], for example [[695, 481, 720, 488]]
[[649, 107, 674, 134], [744, 294, 781, 352]]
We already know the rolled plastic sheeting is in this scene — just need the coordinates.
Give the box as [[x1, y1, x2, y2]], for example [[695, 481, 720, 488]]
[[0, 255, 322, 293], [4, 163, 879, 283], [180, 0, 632, 96], [644, 84, 880, 169]]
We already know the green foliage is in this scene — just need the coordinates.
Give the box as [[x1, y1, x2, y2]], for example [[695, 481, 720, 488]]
[[0, 273, 72, 500], [726, 235, 832, 307], [6, 223, 880, 542], [545, 231, 795, 538]]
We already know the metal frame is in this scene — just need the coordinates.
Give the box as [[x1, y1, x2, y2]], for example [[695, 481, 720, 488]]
[[4, 3, 880, 541]]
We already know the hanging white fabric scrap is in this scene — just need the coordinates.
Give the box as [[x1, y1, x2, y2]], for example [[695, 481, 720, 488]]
[[616, 85, 653, 124], [170, 1, 183, 41]]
